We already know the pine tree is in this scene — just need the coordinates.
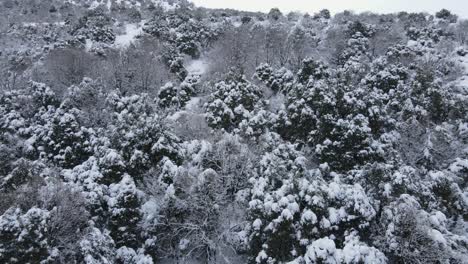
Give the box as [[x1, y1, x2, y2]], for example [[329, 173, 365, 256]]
[[158, 82, 179, 108], [32, 103, 94, 169], [205, 74, 263, 131], [78, 228, 116, 264], [255, 63, 294, 93], [0, 207, 50, 263], [108, 175, 143, 249]]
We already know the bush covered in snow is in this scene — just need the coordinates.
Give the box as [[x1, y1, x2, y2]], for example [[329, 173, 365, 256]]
[[0, 1, 467, 263]]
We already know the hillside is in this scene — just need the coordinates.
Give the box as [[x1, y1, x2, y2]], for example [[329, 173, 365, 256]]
[[0, 1, 467, 263]]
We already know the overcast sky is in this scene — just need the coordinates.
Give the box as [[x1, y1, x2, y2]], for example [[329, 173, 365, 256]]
[[191, 0, 468, 18]]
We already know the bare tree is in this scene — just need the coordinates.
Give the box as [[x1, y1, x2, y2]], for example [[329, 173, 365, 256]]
[[44, 48, 96, 89]]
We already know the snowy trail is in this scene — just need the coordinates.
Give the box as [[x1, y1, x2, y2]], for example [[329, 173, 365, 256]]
[[165, 57, 209, 121], [114, 22, 144, 49], [185, 58, 210, 76]]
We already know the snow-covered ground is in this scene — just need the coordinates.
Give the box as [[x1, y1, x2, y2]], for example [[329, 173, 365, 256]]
[[166, 97, 203, 122], [114, 22, 144, 49], [85, 39, 93, 52], [185, 58, 210, 75], [164, 56, 209, 122], [22, 22, 66, 27], [185, 97, 202, 112]]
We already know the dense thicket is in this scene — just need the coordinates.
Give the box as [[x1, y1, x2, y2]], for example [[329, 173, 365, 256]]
[[0, 1, 467, 263]]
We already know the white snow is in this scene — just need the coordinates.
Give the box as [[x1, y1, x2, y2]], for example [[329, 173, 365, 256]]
[[458, 122, 468, 137], [154, 0, 178, 11], [85, 39, 93, 52], [166, 110, 188, 122], [252, 219, 262, 230], [185, 97, 202, 112], [64, 0, 79, 5], [89, 0, 101, 9], [454, 53, 468, 93], [306, 237, 337, 261], [141, 198, 160, 222], [449, 158, 468, 173], [232, 21, 242, 28], [22, 22, 38, 27], [429, 211, 447, 227], [179, 239, 190, 250], [429, 229, 447, 246], [301, 210, 318, 224], [281, 208, 294, 220], [186, 59, 209, 75], [114, 23, 144, 49], [255, 250, 268, 263], [165, 184, 175, 198]]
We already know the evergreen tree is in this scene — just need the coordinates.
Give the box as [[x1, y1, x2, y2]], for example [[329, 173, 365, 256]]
[[0, 207, 50, 263], [205, 74, 263, 131], [108, 175, 143, 249]]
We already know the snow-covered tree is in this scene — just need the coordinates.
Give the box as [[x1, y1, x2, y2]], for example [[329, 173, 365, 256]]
[[255, 63, 294, 93], [116, 246, 153, 264], [297, 58, 330, 85], [108, 175, 143, 249], [69, 8, 115, 44], [106, 93, 183, 176], [31, 103, 94, 169], [157, 82, 179, 108], [373, 194, 468, 263], [62, 157, 107, 217], [205, 74, 263, 131], [157, 76, 199, 109], [1, 4, 468, 264], [0, 207, 50, 263], [78, 227, 116, 264], [247, 157, 379, 263]]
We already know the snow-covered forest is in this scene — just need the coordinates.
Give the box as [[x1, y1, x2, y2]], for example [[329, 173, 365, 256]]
[[0, 0, 467, 263]]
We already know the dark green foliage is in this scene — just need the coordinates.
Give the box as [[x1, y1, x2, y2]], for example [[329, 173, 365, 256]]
[[0, 208, 50, 263], [319, 9, 331, 19], [347, 21, 375, 38], [297, 58, 329, 84], [69, 8, 115, 43], [34, 105, 94, 169], [158, 82, 179, 108], [267, 8, 283, 21], [108, 175, 142, 249], [205, 74, 263, 131], [365, 60, 408, 92], [436, 9, 458, 23], [255, 63, 294, 93], [106, 93, 183, 176]]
